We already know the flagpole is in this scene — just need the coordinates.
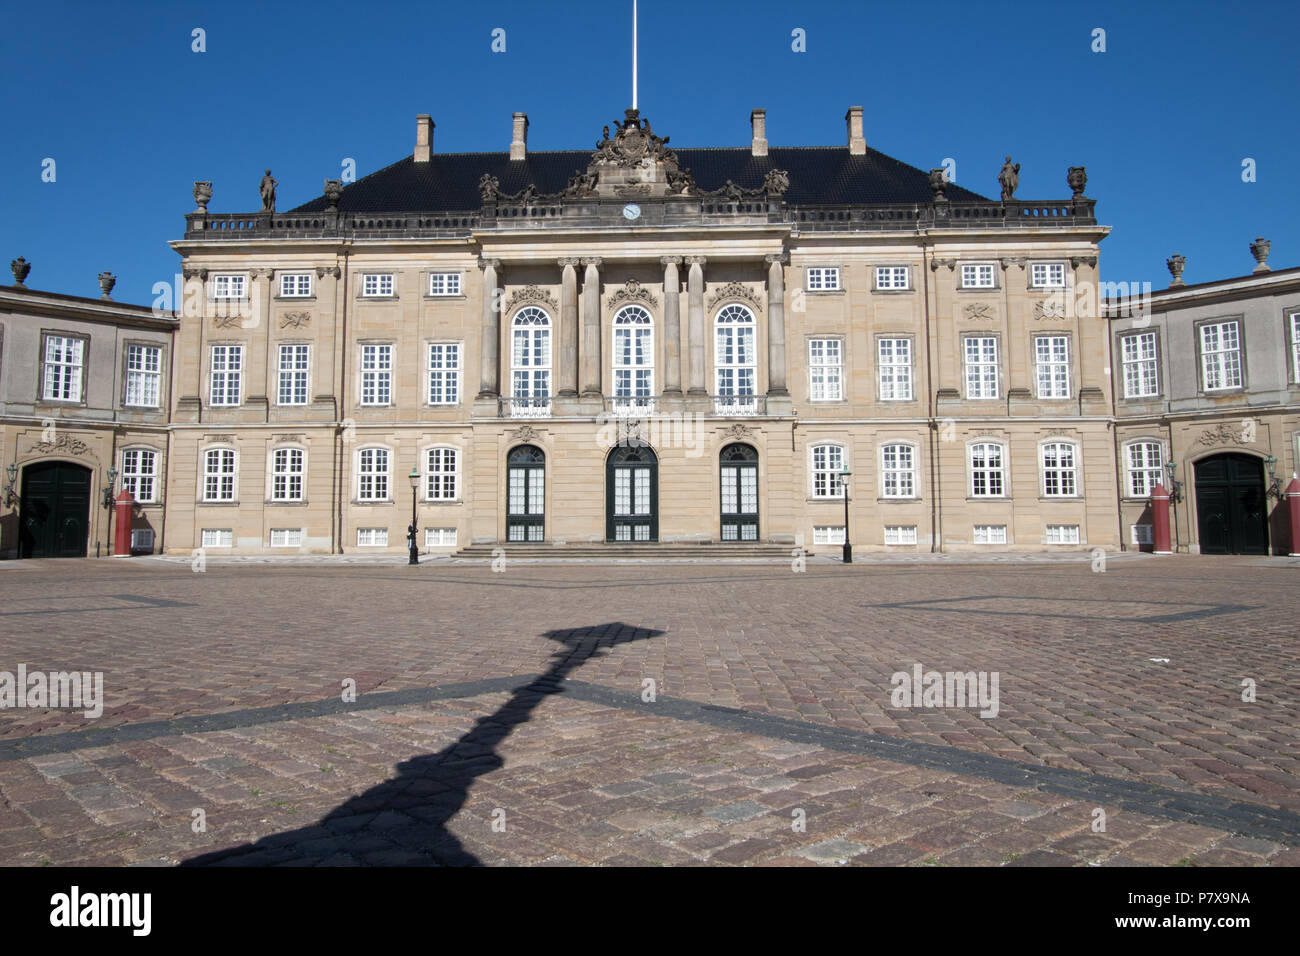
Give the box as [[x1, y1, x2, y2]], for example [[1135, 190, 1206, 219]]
[[632, 0, 638, 110]]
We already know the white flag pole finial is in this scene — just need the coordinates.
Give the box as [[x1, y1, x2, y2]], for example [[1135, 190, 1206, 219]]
[[632, 0, 638, 110]]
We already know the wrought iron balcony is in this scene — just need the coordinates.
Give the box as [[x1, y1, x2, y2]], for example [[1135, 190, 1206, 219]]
[[501, 396, 551, 418], [712, 394, 763, 416], [605, 396, 657, 416]]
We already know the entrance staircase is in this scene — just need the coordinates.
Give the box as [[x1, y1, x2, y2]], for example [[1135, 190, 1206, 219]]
[[451, 541, 809, 562]]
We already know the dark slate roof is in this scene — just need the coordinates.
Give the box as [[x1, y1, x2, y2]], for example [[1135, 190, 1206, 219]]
[[291, 146, 990, 213]]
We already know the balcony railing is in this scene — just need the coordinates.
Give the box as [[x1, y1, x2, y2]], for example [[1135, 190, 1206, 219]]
[[712, 394, 763, 416], [606, 396, 657, 416], [501, 397, 551, 418]]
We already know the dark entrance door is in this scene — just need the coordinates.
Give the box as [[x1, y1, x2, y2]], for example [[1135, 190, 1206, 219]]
[[18, 462, 91, 558], [719, 442, 759, 542], [606, 444, 657, 542], [506, 444, 545, 542], [1194, 453, 1268, 555]]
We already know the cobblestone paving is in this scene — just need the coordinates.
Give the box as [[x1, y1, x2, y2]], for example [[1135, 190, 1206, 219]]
[[0, 556, 1295, 866]]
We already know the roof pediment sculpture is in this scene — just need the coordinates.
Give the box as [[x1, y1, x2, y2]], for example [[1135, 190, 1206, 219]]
[[584, 109, 695, 198], [591, 109, 676, 169], [478, 174, 502, 202], [763, 168, 790, 197], [564, 169, 598, 198]]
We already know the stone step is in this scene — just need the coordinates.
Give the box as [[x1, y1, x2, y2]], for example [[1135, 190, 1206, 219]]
[[453, 542, 809, 560]]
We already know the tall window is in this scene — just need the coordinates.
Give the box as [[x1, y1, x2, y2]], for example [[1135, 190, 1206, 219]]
[[279, 273, 312, 297], [964, 337, 999, 399], [425, 447, 458, 501], [969, 443, 1005, 497], [428, 343, 461, 405], [1041, 442, 1078, 497], [271, 448, 304, 502], [42, 335, 84, 401], [612, 306, 654, 404], [1290, 313, 1300, 382], [357, 448, 389, 501], [277, 344, 310, 405], [362, 274, 394, 297], [715, 304, 756, 399], [1035, 335, 1070, 399], [881, 444, 915, 497], [360, 344, 392, 405], [1121, 331, 1159, 398], [203, 448, 236, 501], [209, 345, 243, 406], [878, 338, 912, 401], [811, 444, 845, 498], [121, 449, 157, 503], [806, 267, 840, 291], [1200, 320, 1242, 390], [961, 263, 995, 288], [1125, 441, 1163, 498], [511, 307, 552, 400], [124, 344, 161, 407], [808, 339, 842, 402]]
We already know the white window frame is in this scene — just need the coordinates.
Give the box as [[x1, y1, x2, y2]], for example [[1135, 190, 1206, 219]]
[[360, 344, 393, 406], [270, 447, 305, 503], [884, 525, 917, 546], [964, 336, 999, 399], [356, 528, 388, 547], [428, 273, 462, 296], [806, 267, 841, 291], [209, 344, 244, 407], [973, 524, 1007, 544], [874, 266, 910, 290], [212, 274, 247, 300], [202, 447, 237, 502], [1030, 262, 1067, 289], [1041, 442, 1078, 497], [813, 525, 845, 545], [277, 343, 310, 406], [425, 527, 457, 548], [201, 529, 233, 548], [1199, 320, 1243, 391], [810, 443, 846, 499], [427, 342, 461, 406], [42, 334, 85, 402], [1131, 524, 1154, 546], [960, 263, 996, 289], [120, 448, 158, 504], [1290, 312, 1300, 384], [612, 306, 655, 404], [1125, 440, 1164, 499], [270, 528, 304, 547], [714, 304, 757, 401], [1035, 335, 1071, 399], [425, 446, 459, 502], [356, 447, 390, 502], [878, 338, 913, 401], [278, 273, 312, 298], [124, 344, 162, 407], [1121, 331, 1159, 399], [808, 338, 843, 402], [969, 442, 1006, 497], [880, 443, 916, 498], [361, 273, 394, 297], [1044, 524, 1080, 545], [511, 307, 552, 401]]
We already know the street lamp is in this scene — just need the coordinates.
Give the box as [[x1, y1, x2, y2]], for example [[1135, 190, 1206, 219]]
[[3, 462, 17, 508], [1164, 460, 1183, 504], [407, 466, 420, 565], [101, 467, 118, 509], [840, 466, 853, 564]]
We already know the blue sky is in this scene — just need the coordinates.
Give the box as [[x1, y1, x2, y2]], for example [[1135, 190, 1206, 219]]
[[1, 0, 1294, 304]]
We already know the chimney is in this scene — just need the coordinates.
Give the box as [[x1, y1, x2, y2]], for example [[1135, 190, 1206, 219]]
[[846, 106, 865, 155], [510, 112, 529, 161], [750, 108, 768, 157], [414, 114, 434, 162]]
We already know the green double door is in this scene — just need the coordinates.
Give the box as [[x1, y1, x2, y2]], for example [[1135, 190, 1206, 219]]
[[18, 462, 91, 558], [1194, 454, 1268, 555]]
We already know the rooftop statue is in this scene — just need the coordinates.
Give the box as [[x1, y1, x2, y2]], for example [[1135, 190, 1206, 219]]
[[259, 169, 277, 212], [998, 156, 1020, 201]]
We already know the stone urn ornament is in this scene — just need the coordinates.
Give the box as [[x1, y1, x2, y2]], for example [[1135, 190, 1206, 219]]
[[1250, 237, 1271, 273], [98, 271, 116, 299], [1067, 166, 1087, 198], [10, 256, 31, 286], [928, 168, 949, 201], [193, 181, 213, 212], [323, 179, 343, 210], [1166, 254, 1186, 288]]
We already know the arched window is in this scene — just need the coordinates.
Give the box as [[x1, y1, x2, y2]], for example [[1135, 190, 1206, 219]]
[[612, 305, 654, 413], [714, 304, 757, 414], [511, 307, 551, 411], [969, 443, 1005, 497], [1041, 442, 1078, 497], [1125, 441, 1163, 497]]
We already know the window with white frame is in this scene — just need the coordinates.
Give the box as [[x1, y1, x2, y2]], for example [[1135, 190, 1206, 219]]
[[42, 335, 84, 401], [1289, 312, 1300, 382], [201, 529, 233, 548], [362, 273, 394, 297], [881, 444, 915, 497], [357, 448, 389, 501], [714, 304, 757, 398], [425, 447, 458, 501], [426, 527, 457, 548], [973, 524, 1007, 544], [1030, 262, 1067, 288], [428, 273, 461, 296], [277, 344, 310, 406], [279, 273, 312, 297], [1199, 320, 1242, 390], [878, 338, 913, 401], [360, 344, 392, 405], [212, 274, 247, 300], [813, 525, 845, 545], [884, 525, 917, 545], [1041, 442, 1078, 496], [875, 266, 909, 290], [202, 448, 236, 501], [124, 344, 161, 407], [270, 528, 303, 547], [806, 267, 841, 291], [356, 528, 388, 547], [612, 306, 654, 402], [209, 344, 243, 406], [960, 263, 996, 288], [428, 343, 461, 405], [1125, 441, 1163, 498], [1044, 524, 1080, 544], [811, 444, 845, 498], [964, 337, 999, 399], [1121, 331, 1159, 398], [1131, 524, 1154, 546], [1035, 335, 1070, 399], [511, 307, 552, 400], [271, 448, 304, 502], [121, 449, 157, 503], [969, 443, 1005, 497], [808, 339, 843, 401]]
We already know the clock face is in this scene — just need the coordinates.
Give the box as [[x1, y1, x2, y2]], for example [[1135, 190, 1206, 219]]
[[622, 203, 641, 221]]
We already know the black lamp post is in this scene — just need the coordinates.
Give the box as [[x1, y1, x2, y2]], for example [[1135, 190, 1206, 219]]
[[840, 466, 853, 564], [101, 467, 118, 509], [4, 462, 17, 508], [1164, 460, 1183, 503], [407, 466, 420, 565]]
